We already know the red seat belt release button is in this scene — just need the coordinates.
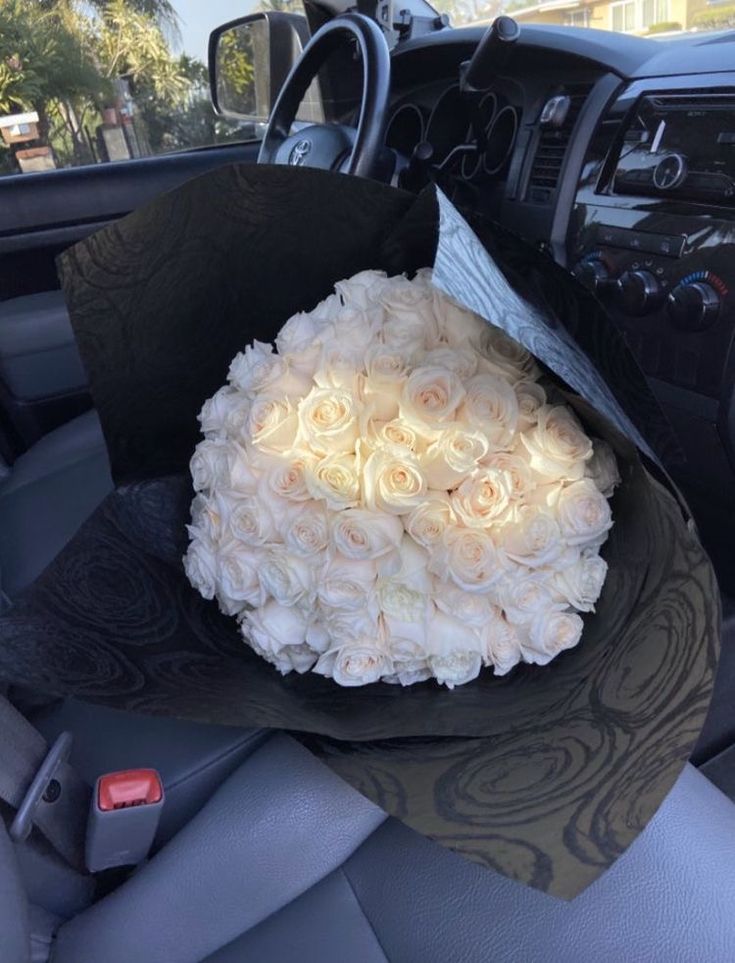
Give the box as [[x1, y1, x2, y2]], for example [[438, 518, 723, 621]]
[[86, 769, 164, 872]]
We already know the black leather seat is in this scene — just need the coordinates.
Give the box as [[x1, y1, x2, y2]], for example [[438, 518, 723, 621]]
[[0, 411, 112, 600]]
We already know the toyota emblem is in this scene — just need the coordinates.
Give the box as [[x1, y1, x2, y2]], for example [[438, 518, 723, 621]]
[[289, 139, 312, 166]]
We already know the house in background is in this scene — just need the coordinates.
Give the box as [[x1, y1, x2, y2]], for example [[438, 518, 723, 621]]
[[496, 0, 722, 35]]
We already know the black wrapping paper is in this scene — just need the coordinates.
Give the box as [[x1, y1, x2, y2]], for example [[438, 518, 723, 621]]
[[0, 165, 719, 898]]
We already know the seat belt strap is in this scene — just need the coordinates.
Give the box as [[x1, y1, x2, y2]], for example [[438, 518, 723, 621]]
[[0, 696, 89, 871]]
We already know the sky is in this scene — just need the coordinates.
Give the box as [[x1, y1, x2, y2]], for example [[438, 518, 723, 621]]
[[173, 0, 260, 62]]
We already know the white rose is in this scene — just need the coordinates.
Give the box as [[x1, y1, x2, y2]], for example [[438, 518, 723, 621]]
[[247, 397, 299, 453], [228, 341, 307, 398], [498, 571, 556, 625], [189, 493, 223, 542], [433, 292, 488, 348], [520, 405, 593, 482], [309, 292, 343, 327], [216, 539, 264, 613], [460, 374, 519, 450], [305, 452, 361, 510], [477, 326, 539, 383], [258, 545, 312, 606], [406, 493, 455, 549], [585, 439, 621, 497], [363, 445, 427, 516], [228, 442, 260, 493], [433, 580, 493, 628], [321, 305, 384, 356], [521, 609, 584, 666], [318, 556, 378, 612], [331, 509, 403, 567], [275, 311, 320, 356], [377, 537, 431, 622], [422, 344, 479, 381], [261, 454, 312, 503], [377, 419, 422, 453], [481, 610, 522, 676], [514, 380, 547, 432], [554, 478, 613, 547], [382, 616, 431, 686], [183, 536, 217, 600], [315, 611, 390, 686], [400, 366, 466, 432], [451, 469, 512, 528], [280, 501, 329, 558], [190, 439, 232, 493], [552, 552, 608, 612], [427, 608, 483, 689], [335, 269, 388, 309], [226, 492, 278, 546], [497, 506, 564, 568], [297, 387, 359, 456], [243, 601, 316, 675], [361, 345, 411, 422], [420, 427, 489, 491], [482, 451, 535, 501], [380, 275, 439, 334], [431, 527, 505, 593], [199, 386, 250, 439]]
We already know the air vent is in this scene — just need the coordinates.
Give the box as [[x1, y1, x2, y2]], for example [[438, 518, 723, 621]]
[[527, 84, 593, 203]]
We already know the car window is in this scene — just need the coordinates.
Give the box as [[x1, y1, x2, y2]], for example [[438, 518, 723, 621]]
[[436, 0, 728, 37], [0, 0, 308, 177]]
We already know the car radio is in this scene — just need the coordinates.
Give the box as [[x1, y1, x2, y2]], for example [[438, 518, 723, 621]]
[[609, 93, 735, 205]]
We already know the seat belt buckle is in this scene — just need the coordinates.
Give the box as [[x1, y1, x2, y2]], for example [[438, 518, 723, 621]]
[[85, 769, 164, 872]]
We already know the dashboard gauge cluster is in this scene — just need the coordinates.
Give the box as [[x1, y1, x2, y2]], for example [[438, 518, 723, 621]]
[[384, 84, 519, 185]]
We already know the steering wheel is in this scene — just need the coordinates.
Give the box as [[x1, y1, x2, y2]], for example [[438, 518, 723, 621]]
[[258, 13, 391, 180]]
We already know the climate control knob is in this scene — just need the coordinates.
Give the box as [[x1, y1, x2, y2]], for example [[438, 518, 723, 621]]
[[615, 269, 664, 316], [667, 281, 721, 331], [573, 258, 611, 297]]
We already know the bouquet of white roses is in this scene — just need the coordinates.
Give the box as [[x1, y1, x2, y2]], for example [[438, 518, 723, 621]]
[[185, 268, 620, 689]]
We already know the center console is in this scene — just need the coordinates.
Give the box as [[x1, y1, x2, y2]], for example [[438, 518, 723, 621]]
[[569, 72, 735, 507]]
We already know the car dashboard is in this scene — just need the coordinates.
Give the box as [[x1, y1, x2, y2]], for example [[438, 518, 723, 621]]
[[383, 24, 735, 528]]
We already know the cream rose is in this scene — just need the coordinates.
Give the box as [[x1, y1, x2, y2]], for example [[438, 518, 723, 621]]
[[478, 326, 539, 383], [520, 405, 593, 482], [431, 527, 505, 593], [318, 557, 378, 612], [427, 609, 483, 688], [498, 572, 556, 625], [198, 386, 249, 438], [521, 609, 584, 665], [451, 469, 512, 528], [335, 269, 388, 309], [377, 537, 431, 622], [514, 380, 547, 432], [229, 341, 309, 399], [552, 552, 608, 612], [247, 397, 299, 453], [189, 493, 223, 543], [380, 276, 440, 346], [190, 439, 232, 493], [331, 508, 403, 564], [363, 445, 427, 515], [183, 536, 217, 600], [585, 439, 621, 497], [420, 427, 489, 490], [305, 452, 361, 510], [261, 454, 312, 503], [227, 493, 277, 546], [554, 478, 613, 547], [281, 501, 330, 558], [482, 451, 535, 501], [422, 344, 479, 381], [434, 292, 488, 347], [243, 601, 316, 675], [361, 345, 411, 422], [497, 506, 564, 568], [460, 374, 519, 450], [381, 626, 432, 687], [258, 545, 312, 606], [378, 419, 422, 452], [400, 366, 466, 431], [433, 581, 493, 628], [406, 493, 455, 549], [297, 387, 359, 455], [216, 539, 263, 613], [481, 610, 522, 676], [315, 611, 390, 685]]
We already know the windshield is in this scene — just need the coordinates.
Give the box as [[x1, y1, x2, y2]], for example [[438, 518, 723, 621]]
[[433, 0, 732, 38]]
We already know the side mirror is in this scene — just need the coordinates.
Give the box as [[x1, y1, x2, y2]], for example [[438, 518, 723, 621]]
[[208, 12, 312, 124]]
